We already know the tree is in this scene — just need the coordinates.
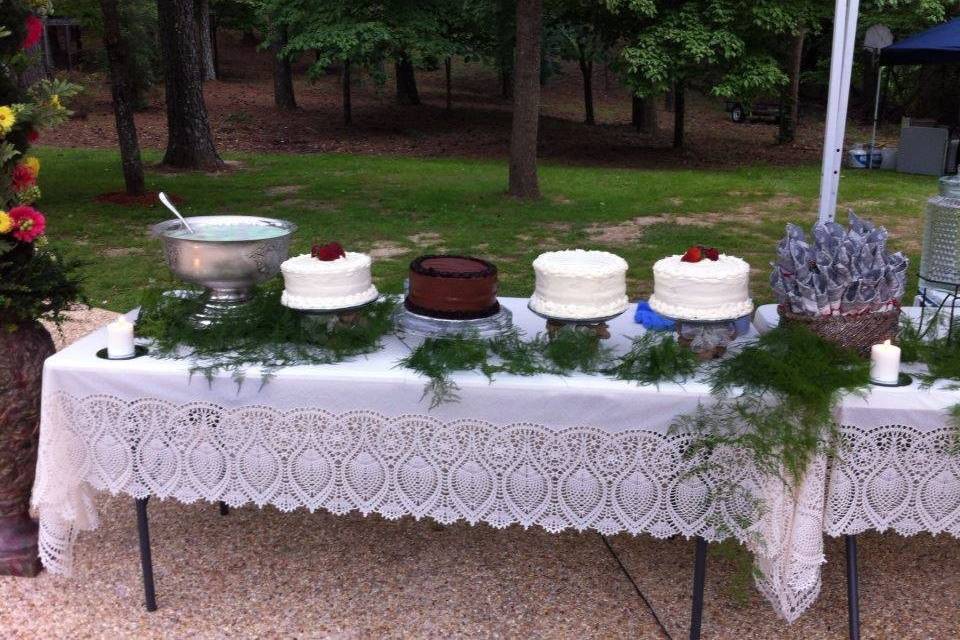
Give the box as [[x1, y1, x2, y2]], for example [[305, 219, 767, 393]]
[[614, 0, 788, 148], [195, 0, 216, 80], [508, 0, 542, 199], [395, 52, 421, 105], [273, 0, 461, 123], [779, 29, 806, 144], [631, 95, 657, 133], [342, 59, 352, 125], [270, 24, 297, 110], [550, 0, 619, 125], [99, 0, 145, 195], [156, 0, 222, 169], [57, 0, 162, 110]]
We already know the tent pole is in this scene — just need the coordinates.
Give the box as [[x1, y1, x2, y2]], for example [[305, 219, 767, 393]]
[[830, 0, 861, 212], [818, 0, 851, 223], [868, 64, 883, 169], [818, 0, 861, 223]]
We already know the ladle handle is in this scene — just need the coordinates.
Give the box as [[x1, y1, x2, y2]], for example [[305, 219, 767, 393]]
[[159, 192, 195, 234]]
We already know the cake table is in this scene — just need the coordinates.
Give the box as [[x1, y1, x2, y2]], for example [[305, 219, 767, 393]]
[[30, 299, 960, 635]]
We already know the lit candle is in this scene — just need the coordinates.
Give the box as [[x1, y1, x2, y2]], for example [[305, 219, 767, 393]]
[[870, 339, 900, 384], [106, 316, 135, 359]]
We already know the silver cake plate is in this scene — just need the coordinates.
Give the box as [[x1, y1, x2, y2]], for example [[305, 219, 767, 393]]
[[395, 305, 513, 339], [286, 295, 380, 316], [527, 302, 628, 325], [653, 310, 752, 325]]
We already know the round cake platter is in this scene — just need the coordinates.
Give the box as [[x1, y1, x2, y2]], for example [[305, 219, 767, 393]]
[[284, 293, 382, 330], [526, 302, 628, 326], [527, 302, 629, 340], [287, 295, 380, 316], [395, 303, 513, 339]]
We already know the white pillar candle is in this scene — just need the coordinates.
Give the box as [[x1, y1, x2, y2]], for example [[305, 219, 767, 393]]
[[869, 339, 900, 384], [106, 316, 135, 359]]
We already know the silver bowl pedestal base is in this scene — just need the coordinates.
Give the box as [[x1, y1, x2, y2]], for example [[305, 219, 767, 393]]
[[193, 289, 255, 326]]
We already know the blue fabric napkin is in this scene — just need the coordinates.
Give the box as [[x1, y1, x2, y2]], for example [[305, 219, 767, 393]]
[[634, 300, 674, 331]]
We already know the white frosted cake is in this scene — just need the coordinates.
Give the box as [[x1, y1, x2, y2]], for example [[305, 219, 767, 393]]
[[280, 249, 378, 310], [648, 250, 752, 321], [529, 249, 629, 319]]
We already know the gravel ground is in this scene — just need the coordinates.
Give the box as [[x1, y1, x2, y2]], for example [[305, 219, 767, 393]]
[[3, 310, 959, 639]]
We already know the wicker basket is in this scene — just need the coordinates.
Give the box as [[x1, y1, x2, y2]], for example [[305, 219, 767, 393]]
[[777, 305, 901, 358]]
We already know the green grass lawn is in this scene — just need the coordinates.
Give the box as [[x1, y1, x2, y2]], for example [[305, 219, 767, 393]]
[[34, 146, 938, 312]]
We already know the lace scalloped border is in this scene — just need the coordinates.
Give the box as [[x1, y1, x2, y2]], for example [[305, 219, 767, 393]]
[[31, 392, 960, 622]]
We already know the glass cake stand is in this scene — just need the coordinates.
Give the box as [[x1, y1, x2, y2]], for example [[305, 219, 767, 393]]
[[527, 302, 628, 339], [654, 311, 748, 360], [286, 295, 381, 330], [395, 303, 513, 339]]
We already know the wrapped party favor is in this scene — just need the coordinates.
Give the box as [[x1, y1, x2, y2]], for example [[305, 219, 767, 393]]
[[771, 211, 907, 318], [772, 211, 906, 356]]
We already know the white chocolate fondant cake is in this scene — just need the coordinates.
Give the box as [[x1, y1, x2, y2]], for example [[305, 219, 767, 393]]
[[529, 249, 629, 319], [648, 251, 753, 321], [280, 250, 378, 310]]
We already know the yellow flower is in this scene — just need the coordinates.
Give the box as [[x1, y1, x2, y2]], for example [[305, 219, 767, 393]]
[[49, 95, 61, 109], [0, 106, 15, 134], [0, 211, 12, 234], [23, 156, 40, 177]]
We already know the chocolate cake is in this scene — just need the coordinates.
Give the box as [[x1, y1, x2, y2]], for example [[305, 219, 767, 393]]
[[405, 255, 500, 319]]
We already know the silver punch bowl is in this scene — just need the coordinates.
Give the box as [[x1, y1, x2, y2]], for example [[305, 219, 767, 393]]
[[153, 215, 296, 320]]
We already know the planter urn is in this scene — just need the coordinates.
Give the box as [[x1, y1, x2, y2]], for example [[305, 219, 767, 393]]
[[0, 319, 55, 576]]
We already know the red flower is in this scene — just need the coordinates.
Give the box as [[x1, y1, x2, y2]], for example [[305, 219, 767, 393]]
[[22, 15, 43, 50], [11, 163, 37, 191], [9, 206, 46, 243], [311, 241, 346, 261], [27, 129, 39, 144]]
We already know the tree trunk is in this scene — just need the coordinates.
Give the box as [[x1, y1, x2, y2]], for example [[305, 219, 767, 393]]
[[445, 57, 452, 111], [270, 24, 296, 110], [210, 10, 220, 78], [672, 80, 685, 149], [395, 53, 421, 106], [579, 53, 594, 125], [157, 0, 222, 170], [100, 0, 146, 195], [0, 322, 55, 577], [195, 0, 216, 81], [779, 29, 805, 144], [342, 59, 352, 125], [508, 0, 542, 199], [632, 95, 658, 134], [497, 0, 513, 99]]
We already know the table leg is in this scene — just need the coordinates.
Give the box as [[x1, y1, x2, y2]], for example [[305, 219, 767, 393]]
[[690, 536, 707, 640], [135, 497, 158, 612], [846, 534, 861, 640], [218, 501, 229, 516]]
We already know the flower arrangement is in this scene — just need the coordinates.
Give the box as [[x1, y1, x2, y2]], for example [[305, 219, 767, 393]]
[[0, 1, 84, 330]]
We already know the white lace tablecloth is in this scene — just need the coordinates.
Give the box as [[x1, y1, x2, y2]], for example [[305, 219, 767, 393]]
[[31, 299, 960, 622]]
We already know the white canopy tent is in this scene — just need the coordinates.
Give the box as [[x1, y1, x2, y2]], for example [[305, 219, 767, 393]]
[[818, 0, 862, 223]]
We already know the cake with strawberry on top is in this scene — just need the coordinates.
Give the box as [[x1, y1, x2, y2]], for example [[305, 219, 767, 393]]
[[648, 245, 752, 321], [280, 241, 378, 310]]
